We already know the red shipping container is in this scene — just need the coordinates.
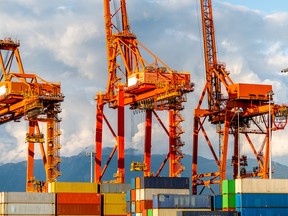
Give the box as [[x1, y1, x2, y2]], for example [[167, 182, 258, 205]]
[[57, 203, 101, 215], [140, 200, 153, 212], [57, 193, 101, 204]]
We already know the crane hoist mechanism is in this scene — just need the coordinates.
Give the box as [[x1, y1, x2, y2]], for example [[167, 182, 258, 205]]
[[95, 0, 194, 183], [192, 0, 288, 195], [0, 38, 64, 192]]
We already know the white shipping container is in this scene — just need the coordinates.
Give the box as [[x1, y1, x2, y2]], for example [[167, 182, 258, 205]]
[[1, 203, 55, 215], [136, 189, 141, 201], [140, 188, 190, 201], [0, 192, 56, 204], [152, 208, 210, 216], [235, 179, 288, 194]]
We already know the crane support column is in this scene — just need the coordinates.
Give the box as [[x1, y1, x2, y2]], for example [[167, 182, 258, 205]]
[[144, 110, 152, 177]]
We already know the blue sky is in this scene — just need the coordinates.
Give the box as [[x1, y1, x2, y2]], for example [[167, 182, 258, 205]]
[[0, 0, 288, 167]]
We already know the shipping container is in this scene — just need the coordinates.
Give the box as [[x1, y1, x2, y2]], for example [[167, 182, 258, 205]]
[[127, 201, 131, 213], [236, 207, 288, 216], [101, 183, 131, 193], [103, 203, 127, 215], [152, 208, 209, 216], [142, 209, 153, 216], [153, 194, 211, 209], [131, 190, 136, 201], [222, 194, 235, 209], [57, 203, 101, 215], [0, 192, 55, 204], [126, 190, 131, 202], [48, 182, 98, 193], [136, 200, 141, 213], [177, 211, 238, 216], [140, 188, 190, 201], [131, 201, 136, 213], [213, 195, 222, 210], [222, 180, 235, 194], [136, 189, 141, 201], [131, 178, 136, 190], [235, 179, 288, 194], [139, 177, 189, 189], [103, 193, 126, 204], [140, 200, 153, 211], [136, 178, 141, 189], [57, 193, 101, 204], [0, 203, 55, 215], [236, 193, 288, 208]]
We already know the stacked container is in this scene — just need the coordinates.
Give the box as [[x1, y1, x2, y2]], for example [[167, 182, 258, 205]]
[[57, 193, 101, 215], [152, 194, 212, 216], [49, 182, 102, 216], [127, 177, 191, 216], [0, 192, 56, 215], [221, 180, 236, 211], [235, 179, 288, 215], [101, 183, 130, 216]]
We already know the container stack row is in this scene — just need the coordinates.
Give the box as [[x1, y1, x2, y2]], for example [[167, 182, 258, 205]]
[[222, 179, 288, 215], [100, 183, 131, 216], [126, 176, 215, 216]]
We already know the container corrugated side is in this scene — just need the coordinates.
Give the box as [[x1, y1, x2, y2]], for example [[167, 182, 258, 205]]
[[222, 180, 235, 194], [140, 177, 189, 189], [177, 211, 238, 216], [142, 209, 153, 216], [103, 203, 126, 215], [57, 203, 101, 215], [131, 178, 136, 189], [236, 207, 288, 216], [236, 193, 288, 208], [222, 194, 236, 209], [57, 193, 101, 204], [152, 194, 211, 209], [100, 183, 131, 193], [126, 190, 131, 202], [48, 182, 98, 193], [235, 179, 288, 194], [2, 203, 55, 215], [0, 192, 55, 204], [103, 193, 126, 204], [152, 208, 210, 216], [140, 188, 190, 200], [213, 195, 222, 210]]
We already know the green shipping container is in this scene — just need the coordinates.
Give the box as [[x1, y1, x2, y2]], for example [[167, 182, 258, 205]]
[[222, 180, 235, 194], [222, 194, 236, 208]]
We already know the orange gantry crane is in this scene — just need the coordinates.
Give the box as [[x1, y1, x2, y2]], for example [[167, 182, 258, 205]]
[[95, 0, 194, 183], [192, 0, 288, 194], [0, 38, 63, 192]]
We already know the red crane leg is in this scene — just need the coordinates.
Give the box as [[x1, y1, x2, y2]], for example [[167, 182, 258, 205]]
[[169, 110, 176, 177], [144, 110, 152, 177], [192, 116, 199, 195], [117, 86, 125, 183], [95, 95, 104, 183], [26, 120, 35, 192]]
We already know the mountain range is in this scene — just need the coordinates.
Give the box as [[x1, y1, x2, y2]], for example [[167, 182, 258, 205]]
[[1, 147, 288, 192]]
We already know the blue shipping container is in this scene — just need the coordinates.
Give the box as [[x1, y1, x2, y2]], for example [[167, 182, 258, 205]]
[[236, 193, 288, 208], [140, 177, 189, 189], [177, 211, 238, 216], [126, 190, 131, 202], [153, 194, 211, 209], [237, 207, 288, 216], [214, 195, 222, 210], [131, 178, 136, 189]]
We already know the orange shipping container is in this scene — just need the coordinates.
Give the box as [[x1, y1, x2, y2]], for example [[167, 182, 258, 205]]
[[136, 200, 141, 213], [57, 203, 101, 215], [131, 190, 136, 201], [136, 177, 141, 189], [57, 193, 101, 204]]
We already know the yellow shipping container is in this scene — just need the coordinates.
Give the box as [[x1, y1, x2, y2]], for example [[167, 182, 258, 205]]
[[103, 203, 126, 215], [103, 193, 126, 204], [48, 182, 98, 193]]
